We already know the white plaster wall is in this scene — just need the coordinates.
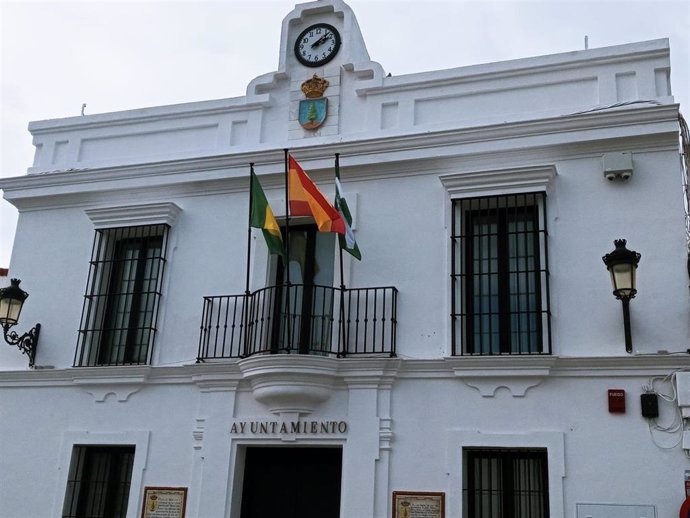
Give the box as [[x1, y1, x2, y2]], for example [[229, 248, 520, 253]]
[[2, 138, 687, 369], [550, 149, 688, 355], [390, 373, 687, 517], [1, 368, 687, 518]]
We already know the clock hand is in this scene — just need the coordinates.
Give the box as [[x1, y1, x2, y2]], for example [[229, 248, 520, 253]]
[[311, 33, 332, 48]]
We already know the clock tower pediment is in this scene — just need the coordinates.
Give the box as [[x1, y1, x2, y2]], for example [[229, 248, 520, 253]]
[[279, 0, 372, 73], [246, 0, 385, 141]]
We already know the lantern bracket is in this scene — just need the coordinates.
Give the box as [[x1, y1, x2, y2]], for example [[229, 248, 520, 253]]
[[2, 322, 40, 367]]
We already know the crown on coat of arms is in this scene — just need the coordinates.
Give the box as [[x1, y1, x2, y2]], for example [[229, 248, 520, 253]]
[[301, 74, 329, 98]]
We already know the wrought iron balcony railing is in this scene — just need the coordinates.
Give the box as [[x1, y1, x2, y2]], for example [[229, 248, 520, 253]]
[[197, 284, 397, 360]]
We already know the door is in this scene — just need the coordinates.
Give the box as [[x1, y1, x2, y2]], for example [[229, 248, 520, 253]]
[[272, 224, 335, 353], [240, 447, 342, 518]]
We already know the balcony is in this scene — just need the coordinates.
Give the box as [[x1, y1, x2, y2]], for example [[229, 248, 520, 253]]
[[197, 284, 398, 360]]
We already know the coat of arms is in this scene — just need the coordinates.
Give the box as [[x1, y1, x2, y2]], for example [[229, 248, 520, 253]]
[[298, 74, 329, 130]]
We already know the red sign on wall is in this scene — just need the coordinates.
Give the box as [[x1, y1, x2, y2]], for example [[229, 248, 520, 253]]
[[608, 389, 626, 413]]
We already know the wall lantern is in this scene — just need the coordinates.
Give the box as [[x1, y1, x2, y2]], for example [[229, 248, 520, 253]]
[[602, 239, 641, 353], [0, 279, 40, 367]]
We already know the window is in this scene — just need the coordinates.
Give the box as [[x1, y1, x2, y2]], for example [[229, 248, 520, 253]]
[[463, 448, 549, 518], [62, 445, 135, 518], [451, 193, 550, 355], [75, 224, 169, 366], [271, 224, 335, 354]]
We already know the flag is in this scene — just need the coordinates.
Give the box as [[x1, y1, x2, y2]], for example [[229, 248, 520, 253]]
[[250, 171, 285, 258], [335, 159, 362, 261], [288, 155, 345, 234]]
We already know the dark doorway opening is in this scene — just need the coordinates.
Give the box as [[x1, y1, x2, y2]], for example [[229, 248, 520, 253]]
[[240, 447, 342, 518], [271, 224, 336, 354]]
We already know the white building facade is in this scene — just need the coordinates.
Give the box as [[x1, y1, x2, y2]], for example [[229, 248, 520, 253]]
[[1, 1, 689, 517]]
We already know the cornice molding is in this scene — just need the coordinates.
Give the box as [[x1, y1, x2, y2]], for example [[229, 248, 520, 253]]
[[28, 97, 270, 135], [0, 355, 687, 388], [357, 39, 670, 96], [1, 105, 679, 207], [85, 202, 182, 228], [440, 165, 556, 198]]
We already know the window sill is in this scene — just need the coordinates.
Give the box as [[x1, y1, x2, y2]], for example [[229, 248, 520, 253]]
[[71, 365, 150, 402], [445, 355, 557, 397]]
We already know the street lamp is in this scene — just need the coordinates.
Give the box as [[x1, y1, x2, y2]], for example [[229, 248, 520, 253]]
[[602, 239, 641, 353], [0, 279, 40, 367]]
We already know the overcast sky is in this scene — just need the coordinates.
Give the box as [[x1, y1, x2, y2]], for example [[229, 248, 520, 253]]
[[1, 0, 688, 267]]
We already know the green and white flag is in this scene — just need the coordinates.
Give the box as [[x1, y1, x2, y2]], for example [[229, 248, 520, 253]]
[[335, 161, 361, 261]]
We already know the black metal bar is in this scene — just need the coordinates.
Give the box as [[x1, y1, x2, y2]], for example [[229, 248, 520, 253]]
[[222, 296, 232, 357], [543, 193, 552, 355], [243, 164, 254, 357], [246, 165, 254, 297], [336, 153, 348, 357], [199, 299, 209, 360], [345, 287, 353, 353], [283, 149, 292, 355], [197, 285, 398, 360], [391, 288, 398, 357], [450, 199, 457, 356], [76, 231, 101, 366], [622, 297, 633, 353]]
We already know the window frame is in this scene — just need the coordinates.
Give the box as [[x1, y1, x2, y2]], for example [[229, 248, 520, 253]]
[[463, 447, 550, 518], [77, 202, 181, 367], [440, 165, 556, 358], [270, 223, 336, 354], [451, 193, 551, 355], [75, 224, 169, 367], [62, 445, 136, 518], [53, 431, 150, 518], [445, 430, 565, 518]]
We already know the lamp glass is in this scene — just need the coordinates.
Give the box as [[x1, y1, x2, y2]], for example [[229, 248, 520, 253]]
[[0, 296, 23, 325], [609, 263, 636, 298]]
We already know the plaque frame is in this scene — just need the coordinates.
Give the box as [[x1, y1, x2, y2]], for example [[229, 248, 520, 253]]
[[141, 486, 188, 518], [392, 491, 445, 518]]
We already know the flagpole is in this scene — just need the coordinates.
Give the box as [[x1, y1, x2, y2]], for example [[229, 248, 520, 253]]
[[283, 149, 290, 285], [246, 164, 254, 296], [335, 153, 347, 357], [335, 154, 346, 291], [243, 163, 254, 357], [283, 148, 291, 352]]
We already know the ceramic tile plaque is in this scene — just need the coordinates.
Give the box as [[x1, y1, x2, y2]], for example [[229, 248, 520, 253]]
[[392, 491, 445, 518], [141, 487, 187, 518]]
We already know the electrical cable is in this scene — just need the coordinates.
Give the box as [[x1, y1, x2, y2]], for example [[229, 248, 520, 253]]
[[643, 368, 690, 451], [679, 113, 690, 255], [569, 99, 663, 116]]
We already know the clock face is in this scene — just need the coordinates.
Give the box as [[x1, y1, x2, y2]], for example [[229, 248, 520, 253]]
[[294, 23, 341, 67]]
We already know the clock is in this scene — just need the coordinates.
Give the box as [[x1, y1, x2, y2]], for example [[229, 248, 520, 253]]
[[294, 23, 341, 67]]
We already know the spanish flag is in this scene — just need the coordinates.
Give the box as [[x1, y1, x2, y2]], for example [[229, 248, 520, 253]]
[[250, 170, 285, 259], [288, 155, 345, 234]]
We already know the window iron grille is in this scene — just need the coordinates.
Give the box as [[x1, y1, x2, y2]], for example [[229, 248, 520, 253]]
[[62, 445, 135, 518], [464, 448, 549, 518], [451, 193, 551, 355], [75, 225, 169, 366]]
